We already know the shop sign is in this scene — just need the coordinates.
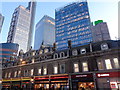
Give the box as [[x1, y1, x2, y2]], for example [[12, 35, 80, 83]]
[[72, 74, 93, 78], [96, 72, 120, 78], [51, 75, 68, 79], [35, 76, 49, 80]]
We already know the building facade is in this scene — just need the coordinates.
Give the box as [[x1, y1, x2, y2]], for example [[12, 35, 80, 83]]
[[34, 15, 55, 50], [55, 1, 92, 50], [0, 13, 4, 33], [91, 20, 111, 42], [7, 2, 36, 52], [2, 40, 120, 90], [0, 43, 19, 68]]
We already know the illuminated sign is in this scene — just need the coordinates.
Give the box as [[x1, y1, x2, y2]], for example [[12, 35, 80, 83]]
[[97, 74, 110, 77]]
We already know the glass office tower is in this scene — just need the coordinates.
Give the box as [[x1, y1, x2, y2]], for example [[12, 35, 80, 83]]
[[55, 1, 92, 50], [7, 2, 36, 52], [0, 13, 4, 33], [34, 15, 55, 50]]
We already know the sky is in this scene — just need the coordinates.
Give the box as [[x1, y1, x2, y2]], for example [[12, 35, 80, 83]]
[[0, 0, 118, 47]]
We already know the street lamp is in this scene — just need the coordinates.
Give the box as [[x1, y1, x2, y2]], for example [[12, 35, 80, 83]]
[[30, 77, 34, 90]]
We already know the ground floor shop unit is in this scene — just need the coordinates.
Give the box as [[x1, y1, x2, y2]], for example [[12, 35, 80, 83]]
[[96, 71, 120, 90], [2, 71, 120, 90]]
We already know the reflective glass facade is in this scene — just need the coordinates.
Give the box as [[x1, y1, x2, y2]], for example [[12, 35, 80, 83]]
[[34, 15, 55, 50], [55, 2, 92, 50], [7, 2, 36, 52], [0, 43, 19, 67]]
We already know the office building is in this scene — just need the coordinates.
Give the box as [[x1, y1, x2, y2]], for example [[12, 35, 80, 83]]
[[34, 15, 55, 50], [55, 1, 92, 50], [0, 13, 4, 33], [7, 1, 36, 52], [0, 43, 19, 68], [91, 20, 111, 42]]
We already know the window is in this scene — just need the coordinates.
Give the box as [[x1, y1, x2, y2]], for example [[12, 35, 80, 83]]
[[97, 60, 104, 70], [39, 50, 43, 54], [31, 69, 34, 76], [60, 64, 65, 73], [72, 49, 78, 56], [14, 71, 17, 77], [113, 58, 119, 69], [32, 58, 35, 63], [60, 52, 65, 58], [80, 48, 86, 54], [8, 72, 11, 78], [101, 43, 108, 50], [54, 53, 58, 59], [44, 49, 49, 53], [105, 59, 112, 69], [5, 73, 7, 78], [38, 68, 41, 75], [32, 52, 35, 56], [43, 67, 47, 75], [18, 71, 21, 77], [82, 62, 88, 71], [54, 66, 58, 74], [74, 63, 79, 72]]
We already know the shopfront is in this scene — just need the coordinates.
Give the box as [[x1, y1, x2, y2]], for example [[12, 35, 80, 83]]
[[34, 74, 69, 90], [71, 73, 95, 90], [96, 71, 120, 90]]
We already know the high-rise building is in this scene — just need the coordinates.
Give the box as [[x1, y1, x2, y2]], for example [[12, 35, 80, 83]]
[[55, 1, 92, 50], [7, 1, 36, 52], [91, 20, 111, 42], [0, 13, 4, 33], [34, 15, 55, 50]]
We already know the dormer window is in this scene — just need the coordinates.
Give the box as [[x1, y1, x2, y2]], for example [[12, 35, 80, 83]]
[[44, 49, 49, 53], [80, 48, 86, 54], [39, 50, 43, 54], [72, 49, 78, 56], [101, 43, 108, 50], [54, 53, 58, 59], [60, 52, 65, 58]]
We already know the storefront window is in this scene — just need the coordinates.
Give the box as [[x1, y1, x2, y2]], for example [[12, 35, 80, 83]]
[[74, 63, 79, 72], [54, 66, 58, 74], [43, 67, 47, 75], [113, 58, 119, 69], [97, 60, 104, 70], [18, 70, 21, 77], [105, 59, 112, 69], [82, 62, 88, 71]]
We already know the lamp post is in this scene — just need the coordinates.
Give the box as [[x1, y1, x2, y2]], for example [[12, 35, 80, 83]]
[[30, 77, 34, 90]]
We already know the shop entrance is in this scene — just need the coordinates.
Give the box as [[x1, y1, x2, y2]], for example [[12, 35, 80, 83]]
[[78, 82, 94, 90]]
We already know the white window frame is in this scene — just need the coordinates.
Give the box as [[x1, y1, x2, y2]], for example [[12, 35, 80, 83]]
[[54, 65, 58, 74], [31, 69, 34, 76], [38, 68, 42, 75], [43, 67, 47, 75], [105, 59, 112, 69], [101, 43, 109, 50], [82, 62, 88, 71], [80, 48, 86, 54], [113, 58, 119, 69], [74, 63, 79, 72]]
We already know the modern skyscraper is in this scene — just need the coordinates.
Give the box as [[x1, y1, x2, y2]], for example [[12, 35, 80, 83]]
[[55, 1, 92, 50], [34, 15, 55, 50], [91, 20, 111, 42], [0, 13, 4, 33], [7, 1, 36, 52]]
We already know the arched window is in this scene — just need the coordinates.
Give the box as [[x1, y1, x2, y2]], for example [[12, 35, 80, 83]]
[[80, 48, 86, 54], [54, 53, 58, 59], [101, 43, 109, 50], [60, 52, 65, 58], [72, 49, 78, 56]]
